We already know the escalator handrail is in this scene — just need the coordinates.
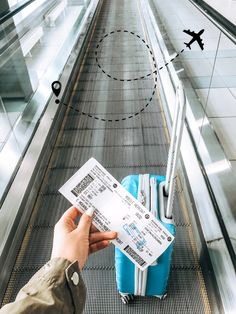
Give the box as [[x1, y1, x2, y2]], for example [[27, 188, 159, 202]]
[[0, 0, 37, 25], [189, 0, 236, 44]]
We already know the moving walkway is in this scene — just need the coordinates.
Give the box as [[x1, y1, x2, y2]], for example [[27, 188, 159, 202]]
[[1, 0, 235, 312]]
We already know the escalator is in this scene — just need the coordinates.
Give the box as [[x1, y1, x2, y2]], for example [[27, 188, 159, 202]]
[[1, 0, 214, 312]]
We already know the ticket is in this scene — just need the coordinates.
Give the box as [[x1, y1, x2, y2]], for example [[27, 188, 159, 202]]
[[59, 157, 174, 270]]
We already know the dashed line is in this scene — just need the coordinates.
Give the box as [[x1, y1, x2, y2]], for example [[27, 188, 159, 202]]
[[95, 30, 184, 82], [61, 30, 184, 122]]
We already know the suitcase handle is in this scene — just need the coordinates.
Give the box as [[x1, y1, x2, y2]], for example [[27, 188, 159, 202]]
[[164, 81, 186, 218]]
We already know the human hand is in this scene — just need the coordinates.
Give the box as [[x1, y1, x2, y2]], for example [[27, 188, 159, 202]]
[[51, 206, 117, 270]]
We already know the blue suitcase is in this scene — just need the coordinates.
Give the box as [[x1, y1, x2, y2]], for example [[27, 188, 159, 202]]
[[115, 174, 176, 303], [115, 82, 186, 304]]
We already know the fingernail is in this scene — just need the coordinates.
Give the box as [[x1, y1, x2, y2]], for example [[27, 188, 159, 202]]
[[85, 207, 95, 217]]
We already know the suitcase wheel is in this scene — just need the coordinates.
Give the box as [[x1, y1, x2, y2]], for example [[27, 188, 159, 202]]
[[119, 293, 134, 304], [161, 293, 167, 300], [156, 293, 167, 300]]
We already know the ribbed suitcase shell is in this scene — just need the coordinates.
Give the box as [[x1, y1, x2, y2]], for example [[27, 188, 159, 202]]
[[115, 174, 176, 297]]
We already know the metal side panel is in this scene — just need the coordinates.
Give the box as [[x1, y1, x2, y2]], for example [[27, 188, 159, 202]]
[[1, 0, 212, 313]]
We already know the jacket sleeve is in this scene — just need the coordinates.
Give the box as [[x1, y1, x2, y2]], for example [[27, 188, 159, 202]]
[[0, 258, 86, 314]]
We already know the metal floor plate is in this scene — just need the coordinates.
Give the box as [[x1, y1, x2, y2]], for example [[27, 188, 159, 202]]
[[2, 0, 212, 312]]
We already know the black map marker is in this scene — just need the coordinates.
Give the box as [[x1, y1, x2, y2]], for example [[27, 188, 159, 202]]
[[51, 81, 61, 103]]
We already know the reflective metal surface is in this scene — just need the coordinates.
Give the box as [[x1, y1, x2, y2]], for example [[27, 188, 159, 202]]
[[149, 0, 236, 259], [0, 0, 88, 204], [147, 0, 236, 311], [0, 0, 99, 304]]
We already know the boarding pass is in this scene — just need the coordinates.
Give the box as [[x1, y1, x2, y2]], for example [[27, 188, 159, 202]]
[[59, 158, 174, 270]]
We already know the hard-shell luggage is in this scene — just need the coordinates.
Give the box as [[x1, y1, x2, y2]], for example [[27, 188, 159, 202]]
[[115, 82, 186, 304]]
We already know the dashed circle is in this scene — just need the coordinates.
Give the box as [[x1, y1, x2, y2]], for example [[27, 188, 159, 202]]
[[95, 30, 158, 82], [61, 30, 185, 122]]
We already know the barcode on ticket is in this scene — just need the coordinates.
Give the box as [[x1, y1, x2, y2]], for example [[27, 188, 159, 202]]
[[124, 245, 147, 267], [71, 174, 94, 197], [93, 215, 110, 232]]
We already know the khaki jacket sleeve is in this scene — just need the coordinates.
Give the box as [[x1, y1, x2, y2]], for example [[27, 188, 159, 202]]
[[0, 258, 86, 314]]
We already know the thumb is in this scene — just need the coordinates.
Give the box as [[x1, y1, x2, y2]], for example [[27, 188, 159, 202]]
[[60, 206, 80, 223], [76, 207, 94, 235]]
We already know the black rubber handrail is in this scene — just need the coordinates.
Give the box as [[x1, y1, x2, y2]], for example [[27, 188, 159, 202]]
[[0, 0, 36, 25], [190, 0, 236, 42]]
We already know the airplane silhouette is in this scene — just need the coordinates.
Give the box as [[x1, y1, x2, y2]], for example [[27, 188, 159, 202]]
[[183, 29, 205, 50]]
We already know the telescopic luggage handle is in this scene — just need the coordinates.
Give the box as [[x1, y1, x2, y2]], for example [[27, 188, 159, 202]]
[[164, 81, 186, 219]]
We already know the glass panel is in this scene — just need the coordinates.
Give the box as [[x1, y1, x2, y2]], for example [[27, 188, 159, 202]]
[[0, 0, 89, 203], [203, 0, 236, 25], [8, 0, 19, 7], [0, 97, 12, 152], [199, 32, 236, 252], [0, 97, 22, 198], [151, 0, 221, 144], [151, 0, 236, 254]]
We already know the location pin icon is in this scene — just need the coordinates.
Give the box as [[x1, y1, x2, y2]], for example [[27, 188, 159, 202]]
[[51, 81, 61, 103]]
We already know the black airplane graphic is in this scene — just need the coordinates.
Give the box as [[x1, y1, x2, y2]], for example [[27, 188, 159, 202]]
[[183, 29, 205, 50]]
